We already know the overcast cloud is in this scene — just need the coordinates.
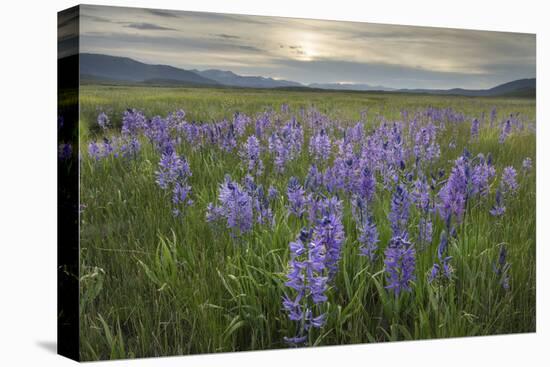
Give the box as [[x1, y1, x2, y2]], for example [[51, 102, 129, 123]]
[[77, 5, 536, 89]]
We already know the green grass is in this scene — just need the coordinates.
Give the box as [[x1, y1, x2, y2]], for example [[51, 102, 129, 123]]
[[78, 85, 535, 360]]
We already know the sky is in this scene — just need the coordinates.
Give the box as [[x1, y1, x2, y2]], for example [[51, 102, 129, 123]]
[[71, 4, 536, 89]]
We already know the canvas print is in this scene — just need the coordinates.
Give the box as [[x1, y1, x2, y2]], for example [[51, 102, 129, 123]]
[[57, 4, 536, 361]]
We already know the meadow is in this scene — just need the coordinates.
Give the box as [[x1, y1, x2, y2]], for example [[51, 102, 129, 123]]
[[74, 85, 535, 360]]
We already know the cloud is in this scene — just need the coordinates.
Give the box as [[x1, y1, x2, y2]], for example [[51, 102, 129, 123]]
[[215, 33, 241, 39], [146, 9, 179, 18], [124, 23, 176, 31], [78, 5, 536, 88], [80, 13, 113, 24]]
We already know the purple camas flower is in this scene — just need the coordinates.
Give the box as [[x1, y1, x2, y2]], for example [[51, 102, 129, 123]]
[[287, 177, 307, 218], [155, 151, 193, 216], [352, 197, 379, 261], [172, 182, 193, 216], [356, 166, 376, 203], [122, 109, 146, 136], [58, 143, 72, 160], [243, 175, 273, 226], [233, 112, 250, 137], [281, 103, 290, 114], [205, 203, 224, 222], [411, 177, 430, 212], [470, 118, 480, 139], [418, 218, 433, 245], [283, 118, 304, 158], [384, 236, 416, 296], [501, 166, 518, 194], [309, 129, 331, 161], [97, 112, 110, 130], [489, 189, 506, 217], [208, 175, 253, 234], [221, 121, 237, 152], [144, 116, 175, 154], [499, 119, 512, 143], [120, 136, 141, 159], [283, 228, 328, 345], [240, 135, 263, 175], [471, 153, 496, 197], [522, 157, 532, 171], [88, 141, 101, 161], [269, 119, 303, 172], [167, 109, 186, 126], [268, 133, 289, 173], [412, 122, 440, 164], [304, 164, 324, 193], [268, 185, 278, 201], [255, 112, 271, 140], [389, 184, 410, 237], [313, 207, 346, 282], [155, 152, 191, 189], [493, 245, 511, 291], [428, 230, 452, 283], [438, 154, 471, 224]]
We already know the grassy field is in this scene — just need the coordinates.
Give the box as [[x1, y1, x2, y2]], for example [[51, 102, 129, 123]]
[[77, 85, 535, 360]]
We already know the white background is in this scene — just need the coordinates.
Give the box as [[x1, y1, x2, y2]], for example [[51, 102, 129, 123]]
[[0, 0, 547, 365]]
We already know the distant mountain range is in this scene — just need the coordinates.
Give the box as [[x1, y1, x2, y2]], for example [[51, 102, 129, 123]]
[[79, 53, 535, 97], [397, 78, 536, 97], [80, 53, 218, 86], [192, 69, 302, 88]]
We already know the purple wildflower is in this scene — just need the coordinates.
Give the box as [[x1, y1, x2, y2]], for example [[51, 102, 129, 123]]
[[304, 164, 324, 193], [411, 177, 430, 212], [313, 208, 346, 282], [243, 176, 273, 226], [493, 245, 511, 291], [499, 119, 512, 143], [58, 143, 72, 160], [155, 152, 191, 189], [389, 184, 410, 237], [489, 189, 506, 217], [351, 196, 379, 261], [268, 133, 289, 173], [233, 112, 250, 137], [268, 185, 279, 201], [122, 109, 146, 136], [208, 175, 253, 234], [119, 136, 141, 159], [471, 118, 480, 139], [418, 218, 433, 245], [97, 112, 110, 130], [501, 166, 518, 194], [384, 236, 416, 296], [287, 177, 307, 218], [356, 166, 376, 203], [155, 152, 193, 216], [471, 154, 496, 197], [240, 135, 263, 175], [309, 129, 331, 161], [428, 231, 452, 283], [283, 228, 328, 345], [144, 116, 175, 154], [438, 154, 471, 224], [88, 141, 101, 161], [522, 157, 532, 172]]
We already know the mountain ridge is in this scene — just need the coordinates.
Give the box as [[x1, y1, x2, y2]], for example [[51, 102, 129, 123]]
[[78, 53, 535, 96]]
